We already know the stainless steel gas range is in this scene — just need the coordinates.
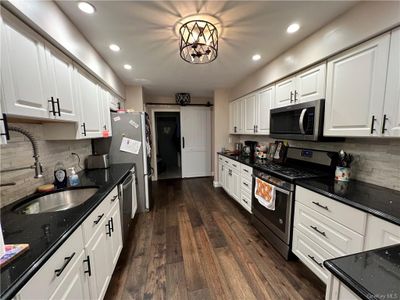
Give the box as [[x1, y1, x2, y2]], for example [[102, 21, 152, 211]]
[[251, 147, 335, 260]]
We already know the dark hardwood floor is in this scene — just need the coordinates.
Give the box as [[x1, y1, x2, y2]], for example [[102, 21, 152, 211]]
[[105, 177, 325, 300]]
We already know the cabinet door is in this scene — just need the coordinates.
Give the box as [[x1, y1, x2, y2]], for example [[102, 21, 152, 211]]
[[229, 101, 235, 134], [86, 219, 111, 300], [233, 99, 244, 134], [75, 69, 103, 138], [45, 43, 78, 122], [275, 76, 295, 107], [383, 28, 400, 137], [230, 169, 241, 202], [218, 160, 225, 187], [107, 202, 123, 272], [295, 63, 326, 103], [324, 34, 390, 137], [0, 98, 7, 145], [224, 167, 232, 194], [244, 94, 257, 134], [49, 250, 90, 300], [256, 86, 274, 134], [364, 215, 400, 250], [1, 14, 50, 119], [99, 87, 112, 137]]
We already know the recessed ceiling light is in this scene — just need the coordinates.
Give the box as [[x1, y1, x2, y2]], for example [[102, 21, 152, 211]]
[[287, 23, 300, 34], [109, 44, 120, 52], [78, 2, 95, 14], [123, 64, 132, 70], [252, 54, 261, 61]]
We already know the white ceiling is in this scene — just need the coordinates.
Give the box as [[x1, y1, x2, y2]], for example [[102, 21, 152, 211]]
[[56, 1, 357, 98]]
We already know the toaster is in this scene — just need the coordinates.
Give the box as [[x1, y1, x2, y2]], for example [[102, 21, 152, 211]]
[[86, 154, 110, 169]]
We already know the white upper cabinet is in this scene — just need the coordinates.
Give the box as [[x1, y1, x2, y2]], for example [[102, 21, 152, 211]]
[[244, 94, 257, 134], [98, 87, 112, 137], [1, 14, 50, 119], [256, 86, 275, 134], [275, 76, 296, 108], [230, 98, 244, 134], [75, 69, 103, 138], [324, 33, 390, 137], [229, 101, 234, 134], [296, 63, 326, 103], [383, 28, 400, 137], [274, 63, 326, 108], [45, 43, 78, 122]]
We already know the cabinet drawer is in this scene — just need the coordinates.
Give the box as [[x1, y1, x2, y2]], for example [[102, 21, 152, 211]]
[[82, 187, 119, 246], [240, 190, 252, 213], [294, 202, 364, 257], [18, 228, 84, 300], [292, 228, 333, 283], [241, 177, 252, 194], [228, 159, 240, 171], [240, 164, 253, 178], [296, 187, 367, 234]]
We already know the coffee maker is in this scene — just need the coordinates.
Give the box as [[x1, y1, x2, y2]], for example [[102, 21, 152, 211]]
[[243, 140, 258, 158]]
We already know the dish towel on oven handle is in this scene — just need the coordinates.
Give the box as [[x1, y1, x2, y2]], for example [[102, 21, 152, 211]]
[[255, 177, 276, 211]]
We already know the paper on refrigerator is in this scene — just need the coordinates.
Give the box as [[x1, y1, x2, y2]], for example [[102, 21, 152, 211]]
[[120, 137, 141, 154]]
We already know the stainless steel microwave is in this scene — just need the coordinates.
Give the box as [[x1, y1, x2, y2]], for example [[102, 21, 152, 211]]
[[270, 99, 325, 141]]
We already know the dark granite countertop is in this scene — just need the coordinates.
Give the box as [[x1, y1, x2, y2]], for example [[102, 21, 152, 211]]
[[0, 163, 134, 300], [296, 177, 400, 226], [324, 244, 400, 300], [218, 152, 256, 168]]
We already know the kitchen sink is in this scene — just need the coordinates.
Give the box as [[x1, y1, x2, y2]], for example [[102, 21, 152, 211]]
[[14, 187, 99, 215]]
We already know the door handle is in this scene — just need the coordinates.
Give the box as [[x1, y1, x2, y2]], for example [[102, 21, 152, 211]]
[[106, 221, 112, 237], [81, 122, 87, 136], [310, 225, 326, 237], [307, 255, 323, 268], [55, 252, 76, 276], [83, 255, 92, 276], [55, 98, 61, 116], [110, 217, 114, 233], [312, 201, 329, 210], [0, 113, 10, 140], [290, 91, 294, 103], [294, 90, 298, 102], [370, 115, 376, 134], [299, 108, 307, 134], [48, 97, 56, 116], [93, 213, 104, 224], [382, 114, 388, 134], [182, 137, 185, 149]]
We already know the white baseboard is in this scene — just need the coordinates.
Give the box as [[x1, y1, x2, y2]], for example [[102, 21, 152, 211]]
[[213, 181, 222, 188]]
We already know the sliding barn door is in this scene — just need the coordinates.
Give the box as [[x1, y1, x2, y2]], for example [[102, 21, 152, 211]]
[[181, 106, 211, 178]]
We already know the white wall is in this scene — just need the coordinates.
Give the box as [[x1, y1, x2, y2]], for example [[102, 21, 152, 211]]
[[231, 1, 400, 100], [125, 85, 144, 111], [3, 0, 125, 98]]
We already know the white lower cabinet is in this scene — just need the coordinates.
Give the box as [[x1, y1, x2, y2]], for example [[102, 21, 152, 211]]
[[364, 215, 400, 250], [326, 275, 360, 300], [49, 250, 90, 300], [17, 187, 123, 300], [218, 155, 252, 213]]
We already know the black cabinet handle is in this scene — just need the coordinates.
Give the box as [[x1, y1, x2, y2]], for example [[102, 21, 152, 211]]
[[55, 252, 75, 276], [81, 122, 87, 136], [103, 125, 107, 130], [294, 90, 298, 102], [83, 255, 92, 277], [244, 169, 249, 173], [55, 98, 61, 116], [370, 115, 376, 134], [0, 113, 10, 140], [290, 91, 294, 103], [106, 221, 112, 237], [234, 126, 237, 133], [382, 114, 388, 134], [110, 217, 114, 233], [312, 201, 329, 211], [310, 225, 326, 237], [243, 182, 249, 187], [242, 198, 248, 204], [48, 97, 56, 116], [182, 137, 185, 149], [93, 213, 104, 224], [307, 254, 323, 268], [111, 195, 118, 202]]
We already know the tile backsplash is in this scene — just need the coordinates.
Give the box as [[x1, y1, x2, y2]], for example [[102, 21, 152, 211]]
[[238, 136, 400, 191], [0, 123, 92, 208]]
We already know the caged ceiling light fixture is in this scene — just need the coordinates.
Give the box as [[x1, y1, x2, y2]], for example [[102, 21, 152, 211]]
[[179, 20, 218, 64]]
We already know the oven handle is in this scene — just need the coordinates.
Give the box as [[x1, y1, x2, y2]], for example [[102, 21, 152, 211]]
[[299, 108, 307, 135], [252, 175, 291, 195]]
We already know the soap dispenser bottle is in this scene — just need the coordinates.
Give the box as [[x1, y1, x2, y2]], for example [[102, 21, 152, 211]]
[[54, 162, 67, 188], [68, 167, 80, 187]]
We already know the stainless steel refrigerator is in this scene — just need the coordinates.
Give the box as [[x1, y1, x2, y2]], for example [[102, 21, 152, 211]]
[[93, 112, 152, 212]]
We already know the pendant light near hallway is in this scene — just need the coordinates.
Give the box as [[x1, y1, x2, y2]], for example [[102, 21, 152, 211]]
[[179, 20, 218, 64]]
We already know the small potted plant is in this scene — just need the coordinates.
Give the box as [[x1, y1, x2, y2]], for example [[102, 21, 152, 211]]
[[335, 150, 353, 182]]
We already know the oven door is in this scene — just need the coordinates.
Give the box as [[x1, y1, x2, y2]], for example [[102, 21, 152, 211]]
[[270, 99, 324, 141], [252, 178, 293, 244]]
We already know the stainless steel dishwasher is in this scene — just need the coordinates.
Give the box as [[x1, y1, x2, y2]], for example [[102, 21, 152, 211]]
[[118, 167, 137, 243]]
